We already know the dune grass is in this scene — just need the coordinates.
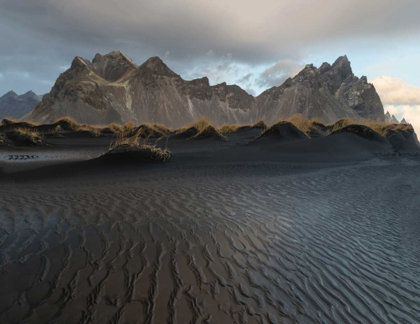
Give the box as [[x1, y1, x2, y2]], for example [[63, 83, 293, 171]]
[[109, 128, 171, 161], [218, 124, 244, 134], [101, 123, 124, 134], [252, 120, 267, 129], [366, 122, 414, 137], [123, 121, 137, 130], [53, 117, 81, 131], [175, 117, 211, 134], [1, 117, 38, 128], [10, 128, 44, 145], [153, 123, 173, 134], [190, 125, 227, 140], [286, 114, 326, 137], [1, 117, 19, 126]]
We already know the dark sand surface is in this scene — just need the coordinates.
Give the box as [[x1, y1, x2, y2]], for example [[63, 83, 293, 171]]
[[1, 130, 420, 323]]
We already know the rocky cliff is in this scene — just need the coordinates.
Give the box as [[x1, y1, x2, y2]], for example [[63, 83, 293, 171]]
[[26, 52, 385, 127], [0, 90, 43, 120], [256, 56, 385, 124]]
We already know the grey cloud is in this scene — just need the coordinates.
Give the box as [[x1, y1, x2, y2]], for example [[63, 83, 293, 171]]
[[236, 73, 253, 84], [257, 60, 304, 88], [0, 0, 420, 95]]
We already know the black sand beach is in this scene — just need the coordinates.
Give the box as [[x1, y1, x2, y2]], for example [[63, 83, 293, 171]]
[[1, 128, 420, 323]]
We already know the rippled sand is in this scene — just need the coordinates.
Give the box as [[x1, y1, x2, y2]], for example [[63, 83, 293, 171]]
[[1, 160, 420, 323]]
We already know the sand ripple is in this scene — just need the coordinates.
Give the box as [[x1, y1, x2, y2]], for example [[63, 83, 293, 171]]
[[0, 162, 420, 323]]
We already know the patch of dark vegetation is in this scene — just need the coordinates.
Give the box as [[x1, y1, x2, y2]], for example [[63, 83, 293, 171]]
[[6, 128, 44, 146]]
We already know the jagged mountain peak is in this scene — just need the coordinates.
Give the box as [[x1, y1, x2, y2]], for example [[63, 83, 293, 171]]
[[138, 56, 179, 77], [91, 51, 138, 82], [1, 91, 18, 99], [22, 90, 36, 97], [330, 55, 353, 80], [93, 50, 137, 67]]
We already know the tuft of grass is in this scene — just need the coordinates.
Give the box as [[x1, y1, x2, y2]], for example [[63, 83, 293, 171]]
[[286, 114, 326, 137], [9, 128, 44, 146], [366, 122, 414, 137], [101, 123, 124, 134], [330, 124, 383, 140], [109, 128, 171, 161], [153, 123, 173, 134], [123, 121, 137, 130], [78, 124, 102, 137], [49, 125, 63, 137], [1, 117, 19, 126], [53, 117, 80, 131], [1, 117, 38, 128], [252, 120, 267, 129], [175, 117, 211, 134], [190, 125, 227, 141], [327, 118, 353, 134], [218, 124, 242, 134]]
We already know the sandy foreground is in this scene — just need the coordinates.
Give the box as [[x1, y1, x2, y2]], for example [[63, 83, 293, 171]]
[[1, 131, 420, 323]]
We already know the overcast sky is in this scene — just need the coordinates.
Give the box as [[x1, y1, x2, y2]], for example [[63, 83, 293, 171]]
[[1, 0, 420, 130]]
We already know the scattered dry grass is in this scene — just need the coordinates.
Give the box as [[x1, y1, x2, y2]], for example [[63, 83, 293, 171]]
[[330, 124, 383, 141], [252, 120, 267, 129], [327, 118, 353, 134], [218, 124, 243, 134], [286, 114, 326, 137], [1, 117, 19, 126], [49, 125, 63, 137], [1, 117, 38, 128], [101, 123, 124, 134], [79, 124, 102, 137], [53, 117, 80, 131], [10, 128, 43, 145], [109, 128, 171, 161], [176, 117, 211, 134], [190, 125, 227, 141], [366, 122, 414, 137], [123, 121, 137, 130], [153, 123, 172, 133]]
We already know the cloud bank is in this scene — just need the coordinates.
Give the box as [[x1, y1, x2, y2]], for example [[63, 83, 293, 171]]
[[372, 76, 420, 134], [0, 0, 419, 98]]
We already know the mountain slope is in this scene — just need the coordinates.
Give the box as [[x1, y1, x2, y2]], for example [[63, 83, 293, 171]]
[[27, 52, 255, 127], [0, 91, 43, 120], [256, 56, 385, 124], [26, 52, 385, 127]]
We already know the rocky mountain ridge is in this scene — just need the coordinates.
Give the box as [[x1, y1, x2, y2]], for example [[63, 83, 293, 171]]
[[26, 51, 386, 127], [0, 90, 43, 120]]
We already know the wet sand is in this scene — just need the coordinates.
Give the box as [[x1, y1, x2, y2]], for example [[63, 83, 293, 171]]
[[1, 131, 420, 323]]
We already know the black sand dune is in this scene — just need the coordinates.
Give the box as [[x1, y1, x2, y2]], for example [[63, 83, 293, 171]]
[[384, 129, 420, 152], [253, 121, 309, 144]]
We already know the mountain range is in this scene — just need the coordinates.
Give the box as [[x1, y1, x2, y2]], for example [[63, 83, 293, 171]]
[[0, 91, 43, 120], [13, 51, 386, 127]]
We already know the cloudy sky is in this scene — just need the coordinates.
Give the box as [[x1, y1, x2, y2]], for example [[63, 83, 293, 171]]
[[1, 0, 420, 130]]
